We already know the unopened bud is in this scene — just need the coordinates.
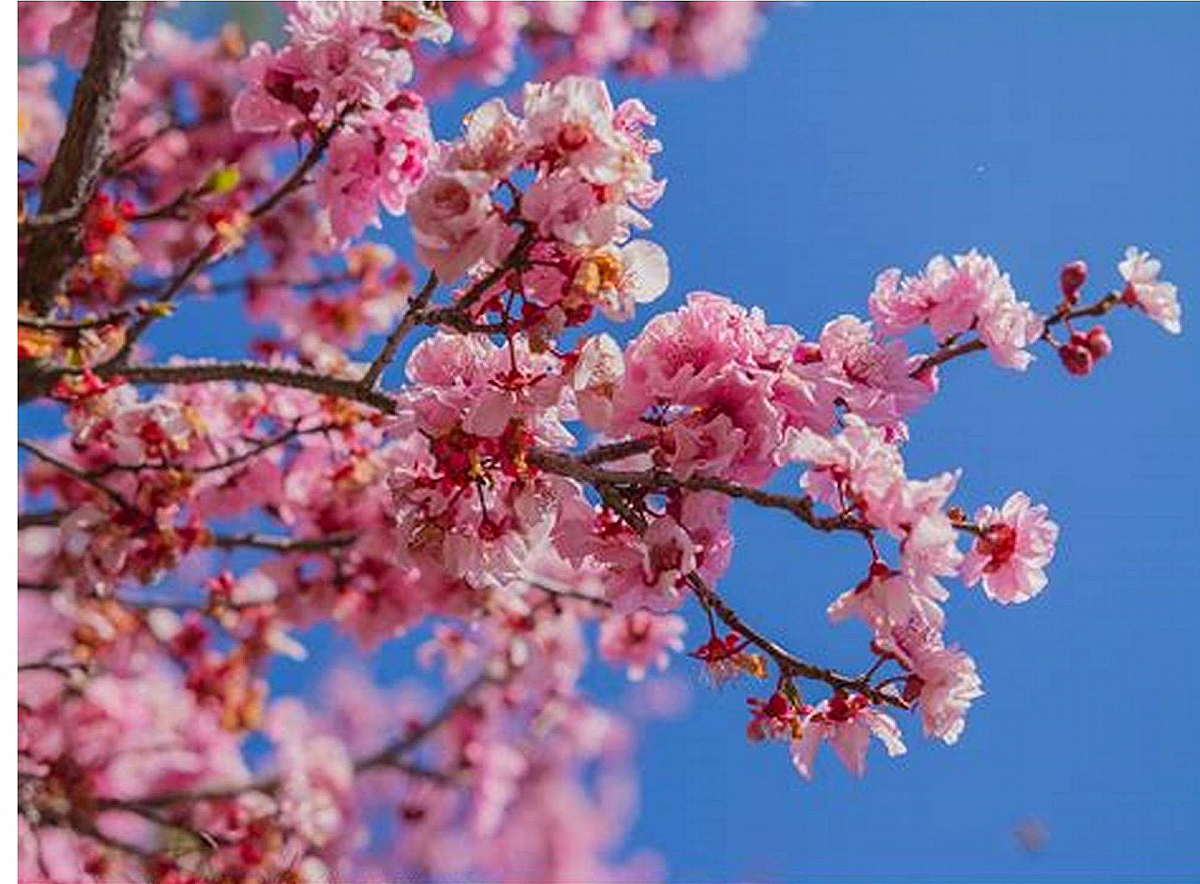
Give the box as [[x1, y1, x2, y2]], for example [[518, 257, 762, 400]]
[[1058, 341, 1094, 376], [1059, 260, 1088, 303], [1084, 325, 1113, 360]]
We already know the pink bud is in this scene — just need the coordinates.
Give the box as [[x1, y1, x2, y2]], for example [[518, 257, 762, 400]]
[[1058, 342, 1094, 376], [1059, 260, 1088, 303], [1084, 325, 1113, 360]]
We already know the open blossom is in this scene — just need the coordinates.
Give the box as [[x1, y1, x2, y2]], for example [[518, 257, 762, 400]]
[[599, 610, 687, 681], [907, 642, 983, 745], [869, 251, 1044, 369], [611, 292, 805, 483], [790, 692, 906, 780], [233, 4, 409, 132], [829, 563, 948, 636], [407, 167, 503, 281], [788, 415, 908, 528], [17, 64, 64, 166], [1119, 246, 1181, 334], [569, 333, 625, 428], [523, 171, 640, 248], [639, 516, 700, 600], [523, 76, 629, 184], [407, 74, 666, 334], [316, 92, 433, 241], [519, 76, 663, 231], [746, 692, 804, 742], [961, 492, 1059, 604], [817, 314, 933, 426], [876, 621, 984, 745]]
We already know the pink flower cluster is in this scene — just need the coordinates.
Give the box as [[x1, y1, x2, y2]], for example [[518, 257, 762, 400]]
[[604, 295, 932, 487], [408, 75, 669, 324], [782, 414, 1057, 762], [415, 1, 765, 98], [869, 250, 1045, 369], [232, 2, 445, 241]]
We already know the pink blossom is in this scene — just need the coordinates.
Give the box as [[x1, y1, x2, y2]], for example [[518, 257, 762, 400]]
[[978, 296, 1044, 370], [788, 415, 908, 529], [599, 610, 687, 681], [960, 492, 1059, 604], [570, 333, 626, 428], [817, 314, 934, 425], [231, 1, 427, 134], [17, 64, 64, 166], [828, 564, 948, 636], [316, 92, 433, 241], [407, 166, 502, 281], [523, 172, 637, 248], [450, 97, 525, 178], [877, 622, 984, 745], [1119, 246, 1181, 334], [612, 292, 804, 482], [871, 251, 1044, 369], [790, 693, 906, 780]]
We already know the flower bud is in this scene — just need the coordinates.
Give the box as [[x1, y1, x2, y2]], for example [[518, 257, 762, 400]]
[[1084, 325, 1113, 360], [1058, 341, 1094, 376], [1059, 260, 1088, 303]]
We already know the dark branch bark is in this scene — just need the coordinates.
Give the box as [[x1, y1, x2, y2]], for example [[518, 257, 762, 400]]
[[20, 2, 146, 312]]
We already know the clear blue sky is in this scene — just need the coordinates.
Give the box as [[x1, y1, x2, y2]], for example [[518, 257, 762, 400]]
[[26, 4, 1200, 881]]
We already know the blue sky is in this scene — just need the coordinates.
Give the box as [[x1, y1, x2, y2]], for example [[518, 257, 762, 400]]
[[25, 4, 1200, 881]]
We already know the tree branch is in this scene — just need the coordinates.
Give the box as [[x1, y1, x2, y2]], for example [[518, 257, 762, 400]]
[[545, 453, 907, 708], [20, 2, 146, 312], [358, 271, 438, 391], [209, 532, 354, 554], [528, 448, 871, 537], [912, 291, 1125, 376], [18, 440, 138, 515]]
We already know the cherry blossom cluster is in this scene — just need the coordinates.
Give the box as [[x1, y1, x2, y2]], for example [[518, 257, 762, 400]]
[[230, 2, 451, 242], [415, 2, 765, 97], [16, 2, 1184, 882]]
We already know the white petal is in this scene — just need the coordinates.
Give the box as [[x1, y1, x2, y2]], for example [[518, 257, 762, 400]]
[[620, 240, 670, 304]]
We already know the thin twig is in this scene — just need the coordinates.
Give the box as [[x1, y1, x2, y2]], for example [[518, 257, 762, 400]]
[[358, 271, 438, 390], [18, 440, 139, 515], [113, 111, 352, 362]]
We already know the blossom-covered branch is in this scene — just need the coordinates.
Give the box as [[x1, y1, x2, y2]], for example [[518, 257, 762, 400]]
[[16, 2, 1183, 881]]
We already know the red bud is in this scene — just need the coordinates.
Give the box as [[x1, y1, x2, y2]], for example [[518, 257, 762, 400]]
[[1058, 342, 1094, 376], [1060, 260, 1088, 302], [1084, 325, 1113, 360]]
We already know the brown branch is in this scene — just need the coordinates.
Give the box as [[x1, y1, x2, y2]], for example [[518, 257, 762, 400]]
[[357, 671, 498, 772], [419, 224, 537, 326], [209, 532, 354, 554], [684, 571, 906, 708], [528, 448, 871, 537], [18, 510, 67, 530], [87, 420, 339, 478], [577, 436, 657, 465], [18, 311, 131, 332], [912, 291, 1125, 376], [547, 454, 906, 708], [20, 2, 147, 312]]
